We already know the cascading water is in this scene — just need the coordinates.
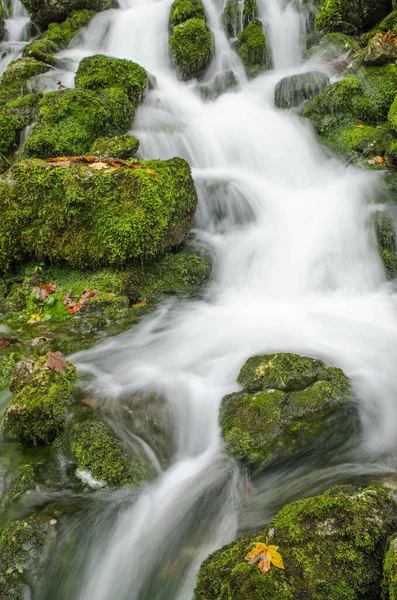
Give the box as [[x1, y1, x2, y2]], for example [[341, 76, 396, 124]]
[[0, 0, 30, 75], [39, 0, 397, 598]]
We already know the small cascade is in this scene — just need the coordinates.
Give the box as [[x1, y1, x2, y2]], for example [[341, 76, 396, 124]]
[[0, 0, 31, 75]]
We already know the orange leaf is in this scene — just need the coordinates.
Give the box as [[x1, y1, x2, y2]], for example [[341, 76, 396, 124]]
[[46, 351, 69, 374], [132, 299, 147, 309], [356, 124, 365, 129], [245, 542, 285, 575]]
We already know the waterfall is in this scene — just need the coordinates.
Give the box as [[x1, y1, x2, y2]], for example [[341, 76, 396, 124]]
[[0, 0, 30, 75], [37, 1, 397, 598]]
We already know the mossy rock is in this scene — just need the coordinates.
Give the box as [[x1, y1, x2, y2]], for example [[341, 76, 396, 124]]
[[220, 353, 353, 469], [363, 35, 397, 66], [382, 534, 397, 599], [169, 18, 213, 80], [169, 0, 205, 26], [275, 71, 329, 109], [75, 54, 147, 105], [0, 57, 49, 106], [323, 122, 393, 160], [2, 355, 77, 444], [315, 0, 392, 34], [194, 485, 397, 600], [90, 134, 139, 159], [306, 31, 360, 61], [389, 93, 397, 134], [303, 64, 397, 135], [0, 512, 57, 600], [223, 0, 243, 38], [20, 0, 117, 27], [235, 20, 269, 78], [374, 211, 397, 279], [0, 157, 198, 271], [196, 71, 238, 101], [23, 9, 95, 66], [70, 405, 151, 488]]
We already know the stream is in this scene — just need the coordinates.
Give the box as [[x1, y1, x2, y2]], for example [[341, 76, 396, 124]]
[[5, 0, 397, 598]]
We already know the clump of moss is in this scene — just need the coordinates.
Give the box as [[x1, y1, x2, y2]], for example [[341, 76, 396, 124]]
[[382, 534, 397, 599], [0, 57, 49, 106], [194, 485, 397, 600], [306, 31, 359, 60], [23, 9, 95, 66], [0, 157, 198, 271], [90, 134, 139, 159], [20, 0, 116, 27], [169, 18, 213, 80], [2, 356, 77, 444], [169, 0, 206, 26], [235, 20, 269, 78], [374, 211, 397, 279], [70, 406, 149, 487], [0, 513, 55, 600], [220, 353, 353, 469]]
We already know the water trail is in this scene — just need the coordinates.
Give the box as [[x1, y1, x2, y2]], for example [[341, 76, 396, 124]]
[[41, 0, 397, 598], [0, 0, 30, 75]]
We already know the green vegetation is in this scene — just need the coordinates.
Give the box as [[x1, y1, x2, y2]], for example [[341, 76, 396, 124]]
[[315, 0, 392, 34], [90, 135, 140, 159], [169, 0, 205, 26], [194, 485, 397, 599], [236, 20, 269, 78], [169, 18, 213, 80], [20, 0, 116, 27], [2, 356, 77, 444]]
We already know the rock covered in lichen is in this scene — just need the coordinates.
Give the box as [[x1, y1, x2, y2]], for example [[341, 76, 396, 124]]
[[220, 353, 354, 469], [2, 355, 77, 444], [235, 19, 269, 78], [194, 485, 397, 600], [275, 71, 329, 109], [20, 0, 117, 27]]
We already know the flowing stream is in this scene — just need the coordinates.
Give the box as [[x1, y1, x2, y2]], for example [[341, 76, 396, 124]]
[[0, 0, 30, 75], [21, 0, 397, 598]]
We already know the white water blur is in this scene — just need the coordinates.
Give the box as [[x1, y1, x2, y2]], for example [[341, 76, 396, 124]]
[[0, 0, 30, 75], [49, 0, 397, 598]]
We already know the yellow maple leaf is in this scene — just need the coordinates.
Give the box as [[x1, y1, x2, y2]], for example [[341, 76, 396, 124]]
[[26, 314, 41, 324], [245, 542, 285, 574], [356, 124, 365, 129]]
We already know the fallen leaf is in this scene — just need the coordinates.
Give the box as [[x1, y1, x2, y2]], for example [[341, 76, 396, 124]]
[[368, 156, 384, 164], [356, 124, 365, 129], [0, 337, 19, 347], [49, 519, 57, 525], [245, 542, 285, 574], [26, 314, 41, 324], [132, 298, 147, 309], [46, 351, 69, 374], [64, 288, 101, 314], [89, 162, 110, 170]]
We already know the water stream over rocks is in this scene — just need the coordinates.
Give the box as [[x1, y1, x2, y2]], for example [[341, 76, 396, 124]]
[[6, 0, 397, 597]]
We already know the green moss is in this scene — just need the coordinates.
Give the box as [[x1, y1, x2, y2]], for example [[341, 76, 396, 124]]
[[169, 0, 205, 26], [315, 0, 345, 32], [75, 54, 147, 105], [0, 111, 18, 156], [0, 157, 198, 271], [2, 356, 77, 444], [4, 93, 42, 129], [243, 0, 258, 28], [306, 31, 360, 60], [0, 351, 23, 389], [236, 20, 269, 78], [70, 406, 148, 487], [169, 18, 213, 80], [90, 135, 139, 159], [223, 0, 242, 37], [382, 535, 397, 600], [0, 513, 52, 600], [195, 486, 397, 600], [220, 353, 352, 468], [0, 57, 49, 106], [23, 9, 95, 66], [374, 211, 397, 278], [315, 0, 392, 33]]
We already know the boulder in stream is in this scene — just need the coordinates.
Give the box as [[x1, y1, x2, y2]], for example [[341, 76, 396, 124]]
[[194, 485, 397, 599], [275, 71, 329, 109], [220, 353, 354, 469], [169, 17, 213, 80]]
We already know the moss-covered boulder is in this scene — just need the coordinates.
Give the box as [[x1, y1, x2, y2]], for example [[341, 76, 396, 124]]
[[23, 9, 95, 66], [220, 353, 353, 469], [235, 20, 269, 78], [2, 355, 77, 444], [315, 0, 392, 34], [223, 0, 257, 38], [90, 134, 139, 159], [306, 31, 359, 61], [23, 55, 147, 159], [363, 35, 397, 66], [70, 405, 150, 488], [197, 71, 238, 101], [169, 0, 205, 26], [169, 17, 213, 80], [275, 71, 329, 109], [0, 512, 57, 600], [194, 485, 397, 600], [0, 157, 198, 271], [0, 57, 49, 106], [303, 64, 397, 135], [20, 0, 117, 27]]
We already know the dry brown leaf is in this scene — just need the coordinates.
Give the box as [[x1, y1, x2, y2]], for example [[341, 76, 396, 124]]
[[132, 298, 147, 309], [46, 351, 69, 374], [0, 337, 19, 348]]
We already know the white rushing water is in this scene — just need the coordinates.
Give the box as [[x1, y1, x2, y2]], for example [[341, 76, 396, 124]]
[[0, 0, 30, 75], [47, 0, 397, 598]]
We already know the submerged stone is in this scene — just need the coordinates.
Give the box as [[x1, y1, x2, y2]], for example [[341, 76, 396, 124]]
[[197, 71, 238, 101], [275, 71, 329, 109], [2, 356, 77, 444], [194, 485, 397, 600], [220, 353, 354, 469]]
